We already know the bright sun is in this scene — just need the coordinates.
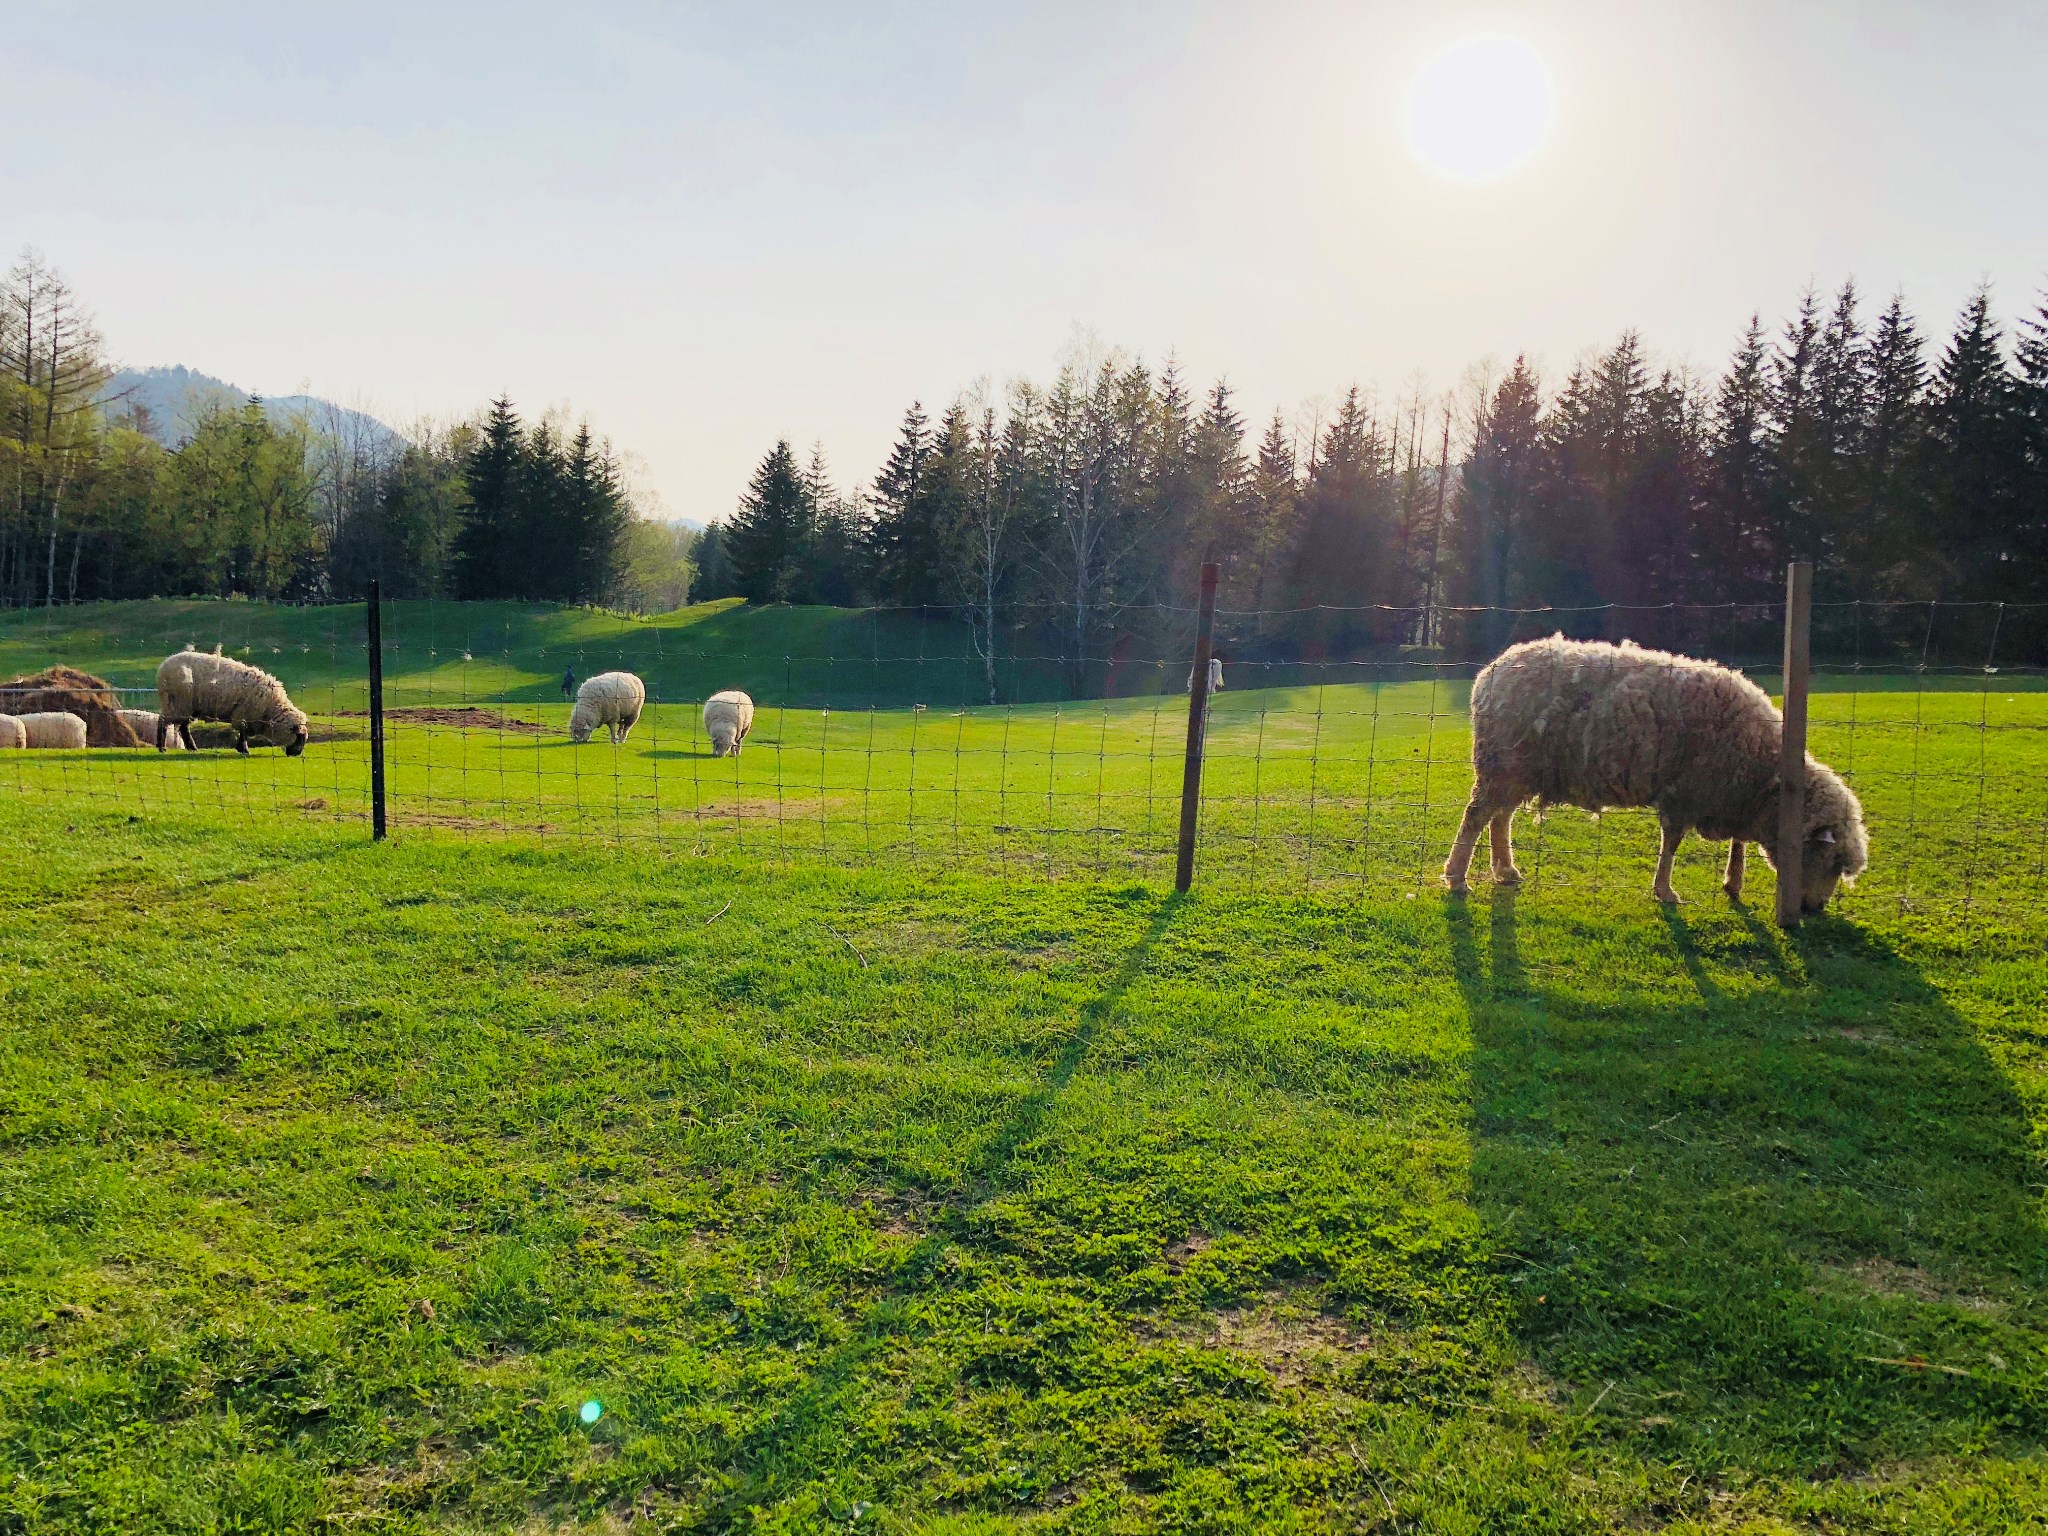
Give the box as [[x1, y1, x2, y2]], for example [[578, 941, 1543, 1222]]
[[1403, 33, 1556, 183]]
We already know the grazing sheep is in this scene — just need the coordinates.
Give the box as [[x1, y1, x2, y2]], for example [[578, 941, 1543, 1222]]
[[1186, 656, 1225, 693], [703, 690, 755, 757], [17, 711, 89, 749], [118, 708, 189, 750], [155, 648, 309, 755], [569, 671, 645, 745], [0, 667, 140, 746], [0, 715, 26, 750], [1443, 635, 1867, 913]]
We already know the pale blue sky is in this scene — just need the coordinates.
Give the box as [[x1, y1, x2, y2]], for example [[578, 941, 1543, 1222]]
[[5, 0, 2044, 519]]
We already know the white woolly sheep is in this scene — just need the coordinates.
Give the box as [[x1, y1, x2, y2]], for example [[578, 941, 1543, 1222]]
[[155, 648, 309, 755], [1444, 634, 1868, 913], [569, 671, 646, 745], [118, 708, 188, 750], [703, 690, 755, 757], [0, 715, 26, 750], [17, 711, 89, 749], [1186, 656, 1225, 693]]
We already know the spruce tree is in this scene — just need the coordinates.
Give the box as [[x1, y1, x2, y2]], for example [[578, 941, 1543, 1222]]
[[1286, 387, 1399, 638], [690, 521, 735, 601], [1709, 319, 1776, 598], [1857, 292, 1929, 591], [1246, 411, 1298, 616], [726, 440, 811, 602], [1453, 359, 1543, 649], [1924, 286, 2020, 599], [2014, 292, 2048, 607], [453, 396, 522, 600], [1190, 380, 1251, 603], [866, 403, 947, 606]]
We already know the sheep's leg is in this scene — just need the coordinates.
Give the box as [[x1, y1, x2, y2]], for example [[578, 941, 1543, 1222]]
[[1444, 794, 1494, 894], [155, 717, 169, 753], [1723, 839, 1746, 899], [1654, 817, 1685, 904], [1488, 811, 1521, 884], [180, 722, 197, 751], [234, 727, 251, 756]]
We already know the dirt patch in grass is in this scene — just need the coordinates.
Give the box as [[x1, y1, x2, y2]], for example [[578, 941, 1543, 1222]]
[[1148, 1283, 1372, 1384], [1820, 1257, 2002, 1314], [341, 706, 551, 735]]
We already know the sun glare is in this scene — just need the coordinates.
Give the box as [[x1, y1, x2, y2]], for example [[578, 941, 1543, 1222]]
[[1403, 34, 1556, 184]]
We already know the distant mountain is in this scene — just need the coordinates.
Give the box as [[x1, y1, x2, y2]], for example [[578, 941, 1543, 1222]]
[[106, 366, 405, 452]]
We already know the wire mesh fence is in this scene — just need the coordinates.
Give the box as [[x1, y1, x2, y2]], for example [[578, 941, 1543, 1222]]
[[2, 595, 2043, 919]]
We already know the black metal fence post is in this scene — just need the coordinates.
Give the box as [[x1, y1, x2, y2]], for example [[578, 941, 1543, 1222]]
[[1175, 562, 1221, 893], [367, 580, 388, 841], [1775, 560, 1812, 927]]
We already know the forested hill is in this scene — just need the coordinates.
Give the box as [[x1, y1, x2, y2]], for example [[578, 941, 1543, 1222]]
[[106, 365, 403, 451]]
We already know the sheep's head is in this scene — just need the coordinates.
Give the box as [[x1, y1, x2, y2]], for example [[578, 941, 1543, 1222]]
[[1755, 760, 1867, 914], [267, 704, 310, 757], [708, 726, 736, 757]]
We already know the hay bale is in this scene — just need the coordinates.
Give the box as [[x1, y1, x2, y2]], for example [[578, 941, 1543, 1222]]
[[0, 667, 141, 748]]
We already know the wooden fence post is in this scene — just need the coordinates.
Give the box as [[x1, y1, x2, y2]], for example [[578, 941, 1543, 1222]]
[[1175, 563, 1221, 894], [1775, 560, 1812, 927], [367, 579, 388, 842]]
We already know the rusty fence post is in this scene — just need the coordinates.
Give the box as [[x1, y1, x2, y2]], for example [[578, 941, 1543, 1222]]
[[1775, 560, 1812, 927], [1175, 563, 1221, 893]]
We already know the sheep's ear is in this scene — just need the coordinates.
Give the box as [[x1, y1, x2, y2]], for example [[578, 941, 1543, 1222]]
[[1816, 827, 1836, 844]]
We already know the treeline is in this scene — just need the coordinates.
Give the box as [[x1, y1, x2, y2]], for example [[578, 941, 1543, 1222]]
[[0, 251, 684, 610], [700, 280, 2048, 682]]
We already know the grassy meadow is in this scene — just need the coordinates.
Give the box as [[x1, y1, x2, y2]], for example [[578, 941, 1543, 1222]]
[[1, 598, 2041, 913], [2, 600, 2046, 1531]]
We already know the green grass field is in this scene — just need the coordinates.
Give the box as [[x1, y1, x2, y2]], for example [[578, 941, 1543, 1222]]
[[3, 601, 2046, 1531], [3, 599, 2044, 912]]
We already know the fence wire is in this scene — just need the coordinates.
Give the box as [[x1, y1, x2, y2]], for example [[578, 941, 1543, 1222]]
[[2, 598, 2043, 920]]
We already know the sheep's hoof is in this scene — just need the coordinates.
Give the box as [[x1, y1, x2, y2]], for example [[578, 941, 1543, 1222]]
[[1443, 877, 1470, 897], [1655, 888, 1680, 906], [1493, 867, 1523, 886], [1722, 881, 1744, 901]]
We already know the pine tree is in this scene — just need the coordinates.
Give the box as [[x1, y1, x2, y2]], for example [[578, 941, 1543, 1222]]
[[866, 403, 950, 607], [1245, 411, 1298, 617], [2014, 291, 2048, 607], [453, 397, 522, 600], [690, 520, 735, 601], [726, 440, 811, 602], [1452, 358, 1543, 650], [561, 424, 630, 604], [1923, 286, 2020, 598], [1805, 281, 1871, 573], [1709, 319, 1776, 599], [799, 443, 863, 605], [1769, 289, 1824, 563], [1189, 380, 1251, 604], [1857, 292, 1929, 591], [1286, 387, 1399, 638]]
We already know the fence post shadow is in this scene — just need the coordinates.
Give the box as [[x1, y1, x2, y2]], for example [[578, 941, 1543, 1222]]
[[693, 890, 1188, 1521], [1451, 896, 2048, 1476]]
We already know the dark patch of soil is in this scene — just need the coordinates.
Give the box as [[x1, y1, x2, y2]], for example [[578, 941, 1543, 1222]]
[[340, 706, 550, 735]]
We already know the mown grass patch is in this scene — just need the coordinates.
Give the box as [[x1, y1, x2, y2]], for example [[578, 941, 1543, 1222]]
[[2, 796, 2044, 1531]]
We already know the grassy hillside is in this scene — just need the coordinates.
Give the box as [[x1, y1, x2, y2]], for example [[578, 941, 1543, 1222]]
[[1, 796, 2044, 1531], [0, 599, 1092, 712]]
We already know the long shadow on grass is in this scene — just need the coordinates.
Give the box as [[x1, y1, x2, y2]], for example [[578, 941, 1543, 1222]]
[[696, 892, 1187, 1521], [1451, 892, 2048, 1479]]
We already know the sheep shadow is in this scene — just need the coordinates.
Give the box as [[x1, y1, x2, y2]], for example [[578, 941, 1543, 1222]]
[[1450, 892, 2048, 1477]]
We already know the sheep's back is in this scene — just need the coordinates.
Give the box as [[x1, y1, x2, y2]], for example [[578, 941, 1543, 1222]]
[[1473, 638, 1779, 819]]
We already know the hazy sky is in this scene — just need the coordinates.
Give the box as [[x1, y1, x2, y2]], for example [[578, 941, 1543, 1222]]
[[5, 0, 2044, 521]]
